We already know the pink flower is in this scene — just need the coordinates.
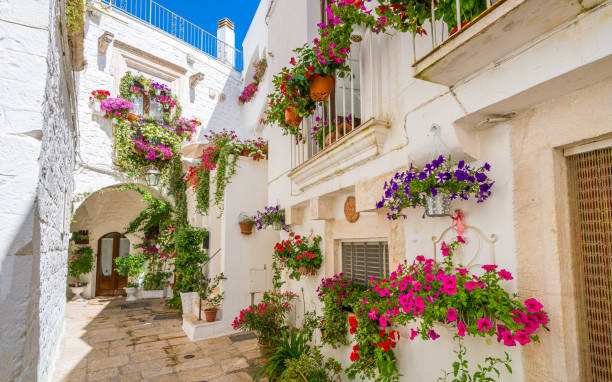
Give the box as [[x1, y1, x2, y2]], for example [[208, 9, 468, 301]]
[[501, 330, 516, 346], [441, 242, 450, 256], [524, 298, 543, 313], [447, 308, 458, 322], [534, 312, 549, 325], [515, 330, 531, 345], [425, 274, 435, 283], [455, 267, 468, 276], [457, 321, 466, 337], [464, 281, 479, 291], [482, 264, 498, 272], [379, 315, 388, 327], [428, 329, 440, 340], [416, 255, 425, 262], [498, 269, 513, 280], [477, 317, 493, 332], [410, 328, 418, 340], [457, 235, 466, 243]]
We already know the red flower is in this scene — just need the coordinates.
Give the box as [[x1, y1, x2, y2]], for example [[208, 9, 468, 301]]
[[350, 351, 359, 362]]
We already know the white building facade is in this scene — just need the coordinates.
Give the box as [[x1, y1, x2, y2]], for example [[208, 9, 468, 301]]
[[240, 0, 612, 381]]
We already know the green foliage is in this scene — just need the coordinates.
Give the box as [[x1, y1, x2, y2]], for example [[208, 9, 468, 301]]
[[321, 294, 350, 348], [173, 226, 208, 294], [168, 156, 188, 226], [213, 146, 238, 216], [283, 347, 343, 382], [436, 0, 488, 33], [121, 185, 173, 236], [114, 253, 146, 279], [65, 0, 84, 34], [255, 328, 310, 381], [438, 338, 513, 382], [68, 246, 94, 279], [142, 269, 171, 290], [199, 273, 227, 308], [195, 168, 210, 214]]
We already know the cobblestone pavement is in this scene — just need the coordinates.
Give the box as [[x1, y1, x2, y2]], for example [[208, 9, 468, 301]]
[[53, 297, 260, 382]]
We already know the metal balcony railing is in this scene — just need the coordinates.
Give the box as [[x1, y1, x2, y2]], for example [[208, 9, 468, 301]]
[[290, 42, 362, 169], [413, 0, 501, 62], [99, 0, 243, 71]]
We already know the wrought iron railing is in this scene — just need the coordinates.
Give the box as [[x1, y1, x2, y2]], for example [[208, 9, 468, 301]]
[[412, 0, 501, 62], [98, 0, 243, 71], [290, 42, 362, 169]]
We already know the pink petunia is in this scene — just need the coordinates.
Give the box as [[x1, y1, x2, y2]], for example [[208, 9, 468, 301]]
[[410, 328, 419, 340], [501, 330, 516, 346], [482, 264, 498, 272], [428, 330, 440, 340], [457, 321, 466, 337], [446, 308, 458, 322], [477, 317, 493, 332], [498, 269, 513, 280], [515, 330, 531, 345], [524, 298, 543, 313]]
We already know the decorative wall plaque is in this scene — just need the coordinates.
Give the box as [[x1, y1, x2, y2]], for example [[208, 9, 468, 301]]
[[344, 196, 360, 223]]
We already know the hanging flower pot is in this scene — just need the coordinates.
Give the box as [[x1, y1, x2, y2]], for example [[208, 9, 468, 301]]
[[309, 75, 335, 102], [284, 106, 303, 127], [425, 193, 451, 217], [241, 149, 251, 157], [239, 221, 255, 235], [298, 266, 316, 276], [204, 308, 218, 322], [350, 23, 367, 43], [272, 221, 285, 231]]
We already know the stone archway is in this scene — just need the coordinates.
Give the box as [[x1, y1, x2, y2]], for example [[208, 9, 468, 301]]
[[69, 183, 165, 298]]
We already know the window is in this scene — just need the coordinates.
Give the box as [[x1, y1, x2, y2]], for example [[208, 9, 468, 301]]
[[341, 241, 389, 285]]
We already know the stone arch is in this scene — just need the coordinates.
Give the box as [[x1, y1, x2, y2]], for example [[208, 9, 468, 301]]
[[68, 183, 168, 298]]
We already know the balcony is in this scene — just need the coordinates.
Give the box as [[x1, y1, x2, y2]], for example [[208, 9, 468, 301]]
[[413, 0, 599, 86]]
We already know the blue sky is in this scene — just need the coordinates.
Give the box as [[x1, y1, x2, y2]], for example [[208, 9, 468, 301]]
[[153, 0, 261, 51]]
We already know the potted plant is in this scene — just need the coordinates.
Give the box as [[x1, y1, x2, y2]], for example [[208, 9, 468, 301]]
[[238, 213, 256, 235], [114, 253, 146, 301], [199, 273, 227, 322], [71, 230, 89, 245], [377, 155, 494, 219], [89, 89, 110, 116], [254, 205, 289, 231], [273, 232, 323, 280], [141, 270, 171, 299], [67, 246, 94, 300]]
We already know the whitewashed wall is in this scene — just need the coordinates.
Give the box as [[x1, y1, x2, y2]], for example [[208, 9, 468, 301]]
[[241, 0, 612, 381], [0, 0, 76, 381]]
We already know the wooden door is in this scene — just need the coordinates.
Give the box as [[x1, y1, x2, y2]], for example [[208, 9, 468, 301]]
[[95, 233, 130, 296]]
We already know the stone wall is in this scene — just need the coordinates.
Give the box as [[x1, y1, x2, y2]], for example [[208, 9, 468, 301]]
[[0, 0, 76, 381]]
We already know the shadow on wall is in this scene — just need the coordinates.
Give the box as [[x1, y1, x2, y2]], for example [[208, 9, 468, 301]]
[[0, 201, 40, 381], [195, 69, 244, 141]]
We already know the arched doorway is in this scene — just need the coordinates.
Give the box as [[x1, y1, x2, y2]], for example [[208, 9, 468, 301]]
[[96, 233, 130, 296]]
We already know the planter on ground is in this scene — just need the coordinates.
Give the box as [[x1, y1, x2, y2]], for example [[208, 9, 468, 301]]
[[180, 291, 198, 314], [124, 287, 139, 302], [70, 286, 86, 301], [141, 289, 165, 299]]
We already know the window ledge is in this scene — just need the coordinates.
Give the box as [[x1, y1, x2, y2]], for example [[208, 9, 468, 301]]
[[288, 118, 391, 192], [413, 0, 589, 86]]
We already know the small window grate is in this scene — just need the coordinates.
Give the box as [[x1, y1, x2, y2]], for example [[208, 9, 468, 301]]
[[341, 241, 389, 285]]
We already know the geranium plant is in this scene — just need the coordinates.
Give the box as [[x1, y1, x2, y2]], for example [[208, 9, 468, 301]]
[[68, 246, 94, 280], [232, 290, 298, 346], [273, 232, 323, 280], [89, 89, 110, 101], [376, 156, 494, 220]]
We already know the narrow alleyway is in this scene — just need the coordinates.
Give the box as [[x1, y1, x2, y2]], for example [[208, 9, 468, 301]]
[[53, 298, 260, 382]]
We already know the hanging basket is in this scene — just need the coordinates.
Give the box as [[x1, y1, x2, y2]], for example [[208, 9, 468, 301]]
[[284, 107, 303, 127], [272, 221, 285, 231], [309, 75, 335, 102], [350, 23, 367, 43], [425, 193, 451, 217], [298, 266, 317, 276]]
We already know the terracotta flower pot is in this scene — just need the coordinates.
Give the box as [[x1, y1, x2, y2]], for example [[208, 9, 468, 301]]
[[325, 131, 340, 146], [309, 75, 335, 101], [131, 146, 143, 155], [204, 308, 218, 322], [338, 122, 353, 135], [239, 221, 254, 235], [298, 266, 316, 276], [241, 150, 251, 157], [284, 107, 303, 127]]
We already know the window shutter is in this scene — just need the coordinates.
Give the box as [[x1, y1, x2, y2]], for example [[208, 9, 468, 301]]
[[342, 241, 389, 285]]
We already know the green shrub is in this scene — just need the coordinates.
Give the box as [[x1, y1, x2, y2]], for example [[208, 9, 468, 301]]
[[68, 246, 94, 279]]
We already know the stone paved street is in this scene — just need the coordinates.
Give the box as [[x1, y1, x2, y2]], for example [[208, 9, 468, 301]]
[[53, 298, 260, 382]]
